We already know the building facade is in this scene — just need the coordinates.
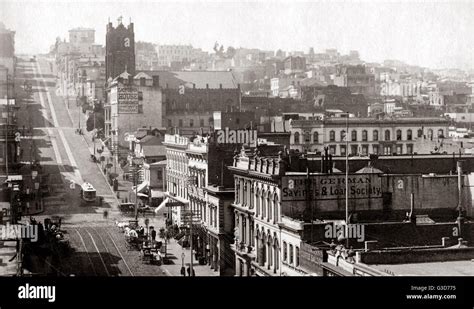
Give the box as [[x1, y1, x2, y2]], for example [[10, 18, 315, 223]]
[[288, 117, 450, 156], [105, 18, 135, 81]]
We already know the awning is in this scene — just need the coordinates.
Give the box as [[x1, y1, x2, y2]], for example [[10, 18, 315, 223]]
[[151, 190, 164, 198], [137, 193, 148, 198], [155, 197, 169, 214], [132, 180, 149, 193]]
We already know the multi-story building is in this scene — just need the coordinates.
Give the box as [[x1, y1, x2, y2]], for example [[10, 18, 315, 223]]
[[163, 134, 190, 228], [287, 116, 450, 155], [0, 23, 15, 75], [334, 65, 376, 97], [104, 71, 163, 165], [283, 56, 306, 73], [135, 41, 159, 70], [156, 44, 193, 67]]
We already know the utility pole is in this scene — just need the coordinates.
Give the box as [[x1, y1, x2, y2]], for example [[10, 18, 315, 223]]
[[345, 113, 349, 248]]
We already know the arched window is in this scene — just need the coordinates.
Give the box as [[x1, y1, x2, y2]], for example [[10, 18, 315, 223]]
[[428, 129, 433, 140], [273, 194, 279, 223], [267, 193, 272, 221], [396, 129, 402, 141], [294, 132, 300, 144], [283, 241, 287, 262], [329, 130, 335, 142], [340, 130, 346, 141], [417, 129, 423, 138], [261, 190, 267, 218], [313, 131, 319, 143], [351, 130, 357, 141], [256, 188, 260, 216], [373, 130, 379, 141], [304, 131, 311, 143], [362, 130, 368, 141], [385, 130, 391, 141], [407, 129, 413, 141], [438, 129, 444, 138]]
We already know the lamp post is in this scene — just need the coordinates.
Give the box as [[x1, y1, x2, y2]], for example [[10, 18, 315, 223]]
[[132, 156, 144, 221]]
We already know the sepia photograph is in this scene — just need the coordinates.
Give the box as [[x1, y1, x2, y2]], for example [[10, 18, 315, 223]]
[[0, 0, 473, 306]]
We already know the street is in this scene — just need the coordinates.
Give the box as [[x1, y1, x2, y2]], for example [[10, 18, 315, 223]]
[[15, 56, 171, 276]]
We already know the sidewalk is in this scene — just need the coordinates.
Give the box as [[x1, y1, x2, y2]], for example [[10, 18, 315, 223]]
[[140, 214, 219, 277]]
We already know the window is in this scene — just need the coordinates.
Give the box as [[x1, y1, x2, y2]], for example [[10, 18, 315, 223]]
[[178, 119, 183, 127], [396, 129, 402, 141], [351, 130, 357, 141], [385, 130, 391, 141], [438, 129, 444, 138], [407, 144, 413, 154], [329, 145, 336, 155], [304, 131, 311, 143], [384, 145, 392, 155], [417, 129, 423, 138], [372, 145, 379, 154], [167, 119, 172, 127], [140, 77, 146, 86], [313, 131, 319, 143], [396, 144, 402, 155], [294, 132, 300, 144], [340, 145, 346, 156], [340, 130, 346, 142], [428, 129, 433, 140], [373, 130, 379, 141], [329, 130, 335, 142], [351, 145, 358, 155], [407, 129, 413, 141], [189, 119, 194, 127], [296, 247, 300, 267], [362, 145, 368, 156], [362, 130, 368, 142], [283, 242, 287, 262], [200, 119, 204, 127], [289, 244, 294, 265]]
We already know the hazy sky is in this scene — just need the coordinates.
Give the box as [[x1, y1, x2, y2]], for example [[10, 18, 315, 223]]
[[1, 0, 473, 70]]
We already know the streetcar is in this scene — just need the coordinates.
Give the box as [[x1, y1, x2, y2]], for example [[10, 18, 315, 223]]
[[80, 182, 97, 202]]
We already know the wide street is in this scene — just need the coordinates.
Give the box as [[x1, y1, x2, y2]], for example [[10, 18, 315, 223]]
[[14, 56, 173, 276]]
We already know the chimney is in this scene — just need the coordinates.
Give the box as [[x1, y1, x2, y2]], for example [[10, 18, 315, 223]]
[[152, 75, 160, 87]]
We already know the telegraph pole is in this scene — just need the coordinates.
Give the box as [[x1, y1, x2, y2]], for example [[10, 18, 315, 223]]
[[345, 113, 349, 248]]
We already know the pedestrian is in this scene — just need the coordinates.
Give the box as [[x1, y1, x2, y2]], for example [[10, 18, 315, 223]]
[[187, 265, 191, 276], [181, 266, 186, 277], [151, 229, 157, 242], [103, 210, 108, 219]]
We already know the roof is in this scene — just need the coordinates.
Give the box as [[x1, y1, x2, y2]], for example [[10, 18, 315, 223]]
[[370, 260, 474, 276], [142, 145, 167, 157], [356, 164, 383, 174], [137, 70, 239, 89], [139, 135, 163, 146], [150, 160, 167, 166]]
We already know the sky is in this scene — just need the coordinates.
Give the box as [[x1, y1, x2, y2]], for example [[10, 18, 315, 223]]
[[1, 0, 474, 70]]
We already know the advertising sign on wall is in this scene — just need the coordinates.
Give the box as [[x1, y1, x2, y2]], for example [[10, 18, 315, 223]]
[[281, 174, 382, 201], [117, 87, 139, 114]]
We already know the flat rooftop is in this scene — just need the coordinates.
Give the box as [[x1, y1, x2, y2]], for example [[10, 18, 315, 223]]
[[370, 260, 474, 276]]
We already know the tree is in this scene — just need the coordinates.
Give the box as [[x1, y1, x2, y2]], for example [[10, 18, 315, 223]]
[[226, 46, 236, 59]]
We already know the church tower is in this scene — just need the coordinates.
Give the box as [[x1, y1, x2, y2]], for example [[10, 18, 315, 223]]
[[105, 17, 135, 81]]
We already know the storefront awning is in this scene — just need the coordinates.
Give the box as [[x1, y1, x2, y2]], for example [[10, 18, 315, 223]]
[[155, 197, 169, 214], [151, 190, 164, 198], [132, 180, 149, 193]]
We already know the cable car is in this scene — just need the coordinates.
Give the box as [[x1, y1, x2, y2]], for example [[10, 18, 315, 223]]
[[80, 182, 96, 202]]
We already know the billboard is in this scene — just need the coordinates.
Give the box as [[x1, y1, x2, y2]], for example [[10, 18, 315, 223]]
[[117, 87, 139, 114], [281, 174, 382, 201]]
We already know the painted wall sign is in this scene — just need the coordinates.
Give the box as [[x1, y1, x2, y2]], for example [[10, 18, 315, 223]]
[[117, 87, 139, 114], [281, 174, 382, 201]]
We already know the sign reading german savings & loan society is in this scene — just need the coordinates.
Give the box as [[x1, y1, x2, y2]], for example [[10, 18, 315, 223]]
[[281, 174, 382, 201]]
